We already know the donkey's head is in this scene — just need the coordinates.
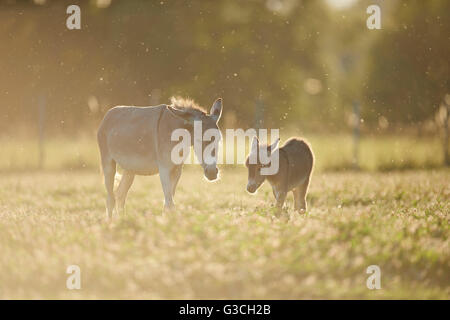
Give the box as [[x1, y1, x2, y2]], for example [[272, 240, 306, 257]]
[[245, 136, 280, 193], [168, 97, 223, 181]]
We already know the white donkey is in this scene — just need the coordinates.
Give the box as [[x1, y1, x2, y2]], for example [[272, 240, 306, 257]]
[[97, 97, 223, 218]]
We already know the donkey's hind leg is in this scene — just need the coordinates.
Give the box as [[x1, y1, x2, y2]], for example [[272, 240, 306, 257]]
[[170, 166, 182, 197], [159, 166, 175, 211], [116, 170, 135, 215], [102, 159, 117, 219]]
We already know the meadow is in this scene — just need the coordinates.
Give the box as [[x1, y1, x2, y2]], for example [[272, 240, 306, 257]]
[[0, 134, 448, 299]]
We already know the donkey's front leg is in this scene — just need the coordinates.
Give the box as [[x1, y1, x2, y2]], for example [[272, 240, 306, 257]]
[[159, 166, 175, 211]]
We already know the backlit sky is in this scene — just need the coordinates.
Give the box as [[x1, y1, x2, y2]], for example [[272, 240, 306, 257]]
[[325, 0, 359, 10]]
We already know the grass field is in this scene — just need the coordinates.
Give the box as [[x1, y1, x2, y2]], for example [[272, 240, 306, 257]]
[[0, 167, 448, 299]]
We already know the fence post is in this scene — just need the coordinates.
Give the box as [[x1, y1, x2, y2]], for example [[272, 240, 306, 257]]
[[352, 101, 360, 169], [254, 96, 265, 130], [38, 95, 46, 169], [444, 95, 449, 166]]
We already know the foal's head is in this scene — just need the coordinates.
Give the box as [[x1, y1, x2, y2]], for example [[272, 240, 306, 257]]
[[245, 136, 280, 193], [168, 97, 223, 181]]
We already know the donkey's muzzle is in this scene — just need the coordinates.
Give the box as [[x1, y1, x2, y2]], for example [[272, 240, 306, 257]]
[[204, 167, 218, 181], [246, 183, 257, 194]]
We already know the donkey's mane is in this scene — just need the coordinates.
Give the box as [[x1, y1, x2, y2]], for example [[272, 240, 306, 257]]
[[170, 96, 206, 116]]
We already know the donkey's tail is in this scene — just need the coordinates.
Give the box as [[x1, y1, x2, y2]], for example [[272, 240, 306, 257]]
[[97, 124, 107, 183], [97, 158, 121, 187]]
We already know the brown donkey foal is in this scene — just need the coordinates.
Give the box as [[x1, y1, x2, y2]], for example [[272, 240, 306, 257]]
[[245, 137, 314, 213]]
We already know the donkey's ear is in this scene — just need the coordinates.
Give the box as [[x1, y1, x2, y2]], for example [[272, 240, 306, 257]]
[[251, 136, 259, 154], [210, 98, 223, 123], [167, 106, 194, 124], [268, 138, 280, 153]]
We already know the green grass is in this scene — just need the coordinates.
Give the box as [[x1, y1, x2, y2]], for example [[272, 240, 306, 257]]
[[0, 167, 448, 299]]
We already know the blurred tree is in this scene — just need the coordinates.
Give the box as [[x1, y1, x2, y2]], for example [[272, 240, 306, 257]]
[[364, 0, 449, 126], [0, 0, 447, 135]]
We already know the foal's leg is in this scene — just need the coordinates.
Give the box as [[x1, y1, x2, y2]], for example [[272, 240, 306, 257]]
[[296, 177, 310, 212], [159, 166, 175, 211], [102, 159, 117, 219], [115, 170, 135, 214], [276, 192, 287, 211], [293, 188, 301, 211], [274, 188, 287, 214]]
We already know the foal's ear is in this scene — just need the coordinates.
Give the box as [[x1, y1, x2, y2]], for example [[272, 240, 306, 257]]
[[167, 106, 194, 124], [210, 98, 223, 123], [268, 138, 280, 153]]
